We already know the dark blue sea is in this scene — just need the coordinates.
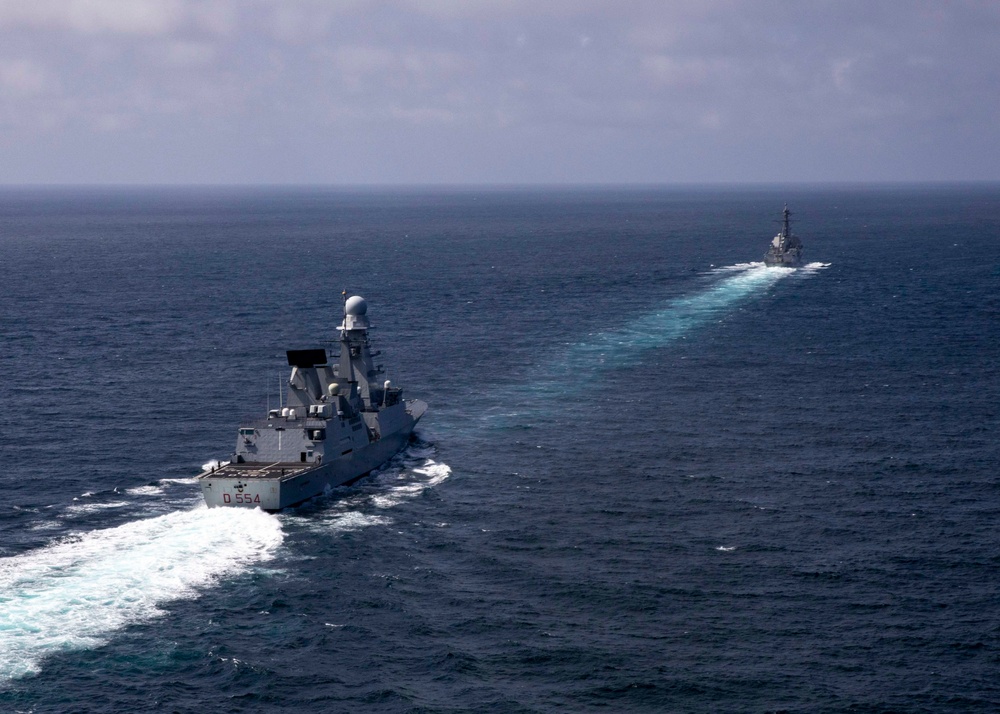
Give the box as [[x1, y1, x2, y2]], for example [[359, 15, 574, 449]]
[[0, 185, 998, 713]]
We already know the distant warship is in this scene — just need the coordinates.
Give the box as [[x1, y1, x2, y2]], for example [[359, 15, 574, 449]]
[[764, 205, 803, 267], [198, 294, 427, 511]]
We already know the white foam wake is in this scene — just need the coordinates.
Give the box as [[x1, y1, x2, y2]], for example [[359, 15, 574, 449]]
[[568, 263, 790, 363], [0, 507, 283, 682], [285, 457, 454, 533], [798, 261, 832, 274], [371, 460, 453, 509], [707, 261, 763, 274], [480, 263, 799, 423]]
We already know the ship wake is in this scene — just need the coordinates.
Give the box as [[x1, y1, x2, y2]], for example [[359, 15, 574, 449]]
[[474, 263, 800, 429], [0, 507, 283, 683], [282, 442, 452, 533], [563, 263, 790, 368]]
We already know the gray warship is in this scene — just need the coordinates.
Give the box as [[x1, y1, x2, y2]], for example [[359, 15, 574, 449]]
[[763, 205, 803, 267], [198, 294, 427, 511]]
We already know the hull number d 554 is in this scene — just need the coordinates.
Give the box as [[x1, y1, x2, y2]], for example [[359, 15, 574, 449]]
[[223, 493, 261, 505]]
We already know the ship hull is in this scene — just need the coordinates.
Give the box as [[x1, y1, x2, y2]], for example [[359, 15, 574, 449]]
[[764, 247, 802, 267], [763, 255, 801, 267], [199, 402, 425, 511]]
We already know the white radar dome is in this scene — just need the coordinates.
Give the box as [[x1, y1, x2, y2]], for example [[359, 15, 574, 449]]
[[345, 295, 368, 316]]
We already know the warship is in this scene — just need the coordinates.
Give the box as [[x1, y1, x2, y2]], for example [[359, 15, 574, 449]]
[[198, 294, 427, 511], [764, 205, 803, 267]]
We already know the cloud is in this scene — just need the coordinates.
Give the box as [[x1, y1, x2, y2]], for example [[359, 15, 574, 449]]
[[0, 0, 242, 36], [265, 3, 337, 43], [641, 55, 729, 89], [327, 45, 396, 83], [0, 59, 53, 95], [321, 45, 468, 93], [830, 58, 855, 92], [152, 41, 218, 68], [0, 0, 185, 35], [396, 0, 603, 20], [0, 0, 998, 182], [389, 104, 459, 125]]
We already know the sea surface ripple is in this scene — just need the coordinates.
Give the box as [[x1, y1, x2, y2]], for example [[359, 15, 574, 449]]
[[0, 186, 998, 712]]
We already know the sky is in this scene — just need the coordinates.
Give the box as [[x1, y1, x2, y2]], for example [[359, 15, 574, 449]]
[[0, 0, 998, 185]]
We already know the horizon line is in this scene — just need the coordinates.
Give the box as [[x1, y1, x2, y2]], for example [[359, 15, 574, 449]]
[[1, 180, 998, 191]]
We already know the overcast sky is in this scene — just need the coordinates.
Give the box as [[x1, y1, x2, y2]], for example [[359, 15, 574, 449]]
[[0, 0, 997, 184]]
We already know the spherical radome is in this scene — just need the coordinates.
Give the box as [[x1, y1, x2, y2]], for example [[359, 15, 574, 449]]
[[345, 295, 368, 316]]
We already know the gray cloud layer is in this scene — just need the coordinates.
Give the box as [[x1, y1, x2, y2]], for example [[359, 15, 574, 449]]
[[0, 0, 997, 183]]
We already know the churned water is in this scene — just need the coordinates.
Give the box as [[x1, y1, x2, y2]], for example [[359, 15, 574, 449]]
[[0, 186, 998, 712]]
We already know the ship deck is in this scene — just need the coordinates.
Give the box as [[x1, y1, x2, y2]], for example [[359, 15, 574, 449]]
[[198, 461, 316, 481]]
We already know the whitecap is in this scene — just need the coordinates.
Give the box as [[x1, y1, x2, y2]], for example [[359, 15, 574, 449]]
[[65, 501, 130, 515], [125, 485, 163, 497]]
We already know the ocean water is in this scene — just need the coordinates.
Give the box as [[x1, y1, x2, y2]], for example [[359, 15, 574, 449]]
[[0, 185, 998, 712]]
